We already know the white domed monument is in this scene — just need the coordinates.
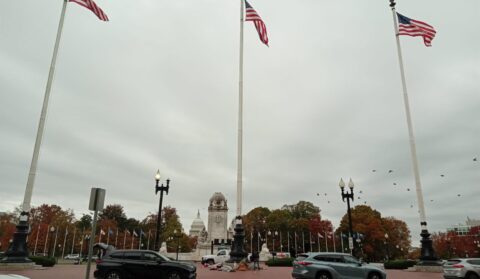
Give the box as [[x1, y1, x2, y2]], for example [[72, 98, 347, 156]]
[[189, 210, 206, 238]]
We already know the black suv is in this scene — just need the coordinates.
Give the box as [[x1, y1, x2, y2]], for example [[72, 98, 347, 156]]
[[94, 250, 196, 279]]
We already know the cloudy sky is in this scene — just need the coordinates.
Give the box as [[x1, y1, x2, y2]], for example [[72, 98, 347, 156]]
[[1, 0, 479, 245]]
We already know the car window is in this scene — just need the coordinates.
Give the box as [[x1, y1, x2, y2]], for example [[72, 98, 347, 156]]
[[124, 252, 141, 260], [467, 260, 480, 265], [110, 252, 124, 259], [313, 256, 330, 262], [143, 252, 160, 261], [446, 260, 461, 266], [218, 251, 226, 256], [343, 255, 360, 264], [295, 254, 309, 262]]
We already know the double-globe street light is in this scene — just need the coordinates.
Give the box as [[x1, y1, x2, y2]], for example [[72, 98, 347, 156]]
[[339, 178, 355, 256], [154, 170, 170, 252]]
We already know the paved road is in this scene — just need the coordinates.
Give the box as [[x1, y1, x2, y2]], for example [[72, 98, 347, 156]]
[[0, 264, 444, 279]]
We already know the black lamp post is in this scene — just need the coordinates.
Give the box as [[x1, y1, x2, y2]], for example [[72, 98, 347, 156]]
[[339, 178, 355, 256], [48, 226, 56, 258], [154, 170, 170, 251], [384, 233, 390, 261], [173, 229, 182, 261]]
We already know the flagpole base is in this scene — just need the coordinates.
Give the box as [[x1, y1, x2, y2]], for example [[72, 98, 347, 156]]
[[0, 212, 32, 264], [228, 216, 248, 263], [418, 229, 441, 265]]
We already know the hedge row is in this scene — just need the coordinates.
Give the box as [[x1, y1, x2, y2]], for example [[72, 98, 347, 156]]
[[29, 256, 56, 267], [384, 260, 417, 269], [265, 257, 293, 267]]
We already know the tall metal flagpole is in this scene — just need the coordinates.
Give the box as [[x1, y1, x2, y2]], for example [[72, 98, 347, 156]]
[[236, 0, 245, 218], [1, 0, 69, 264], [230, 0, 248, 262], [389, 0, 438, 264]]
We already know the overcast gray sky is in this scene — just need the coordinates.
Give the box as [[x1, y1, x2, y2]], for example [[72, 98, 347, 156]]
[[1, 0, 479, 245]]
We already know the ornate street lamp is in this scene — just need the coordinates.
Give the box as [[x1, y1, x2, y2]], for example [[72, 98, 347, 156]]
[[154, 170, 170, 252], [48, 226, 56, 258], [384, 233, 390, 261], [339, 178, 355, 256]]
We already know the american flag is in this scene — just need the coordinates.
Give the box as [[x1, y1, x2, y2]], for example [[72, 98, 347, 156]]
[[397, 13, 436, 47], [245, 0, 269, 46], [70, 0, 109, 21]]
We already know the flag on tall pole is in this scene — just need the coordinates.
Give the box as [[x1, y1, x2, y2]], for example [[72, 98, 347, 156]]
[[245, 0, 269, 46], [388, 0, 438, 261], [397, 13, 436, 47], [69, 0, 109, 21]]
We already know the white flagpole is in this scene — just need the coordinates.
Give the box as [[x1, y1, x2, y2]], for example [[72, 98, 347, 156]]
[[34, 225, 40, 255], [294, 232, 297, 255], [147, 230, 151, 250], [53, 229, 58, 257], [62, 228, 68, 259], [22, 0, 68, 214], [317, 234, 320, 252], [302, 232, 305, 253], [333, 233, 336, 252], [389, 0, 430, 239], [287, 231, 290, 254], [309, 232, 312, 252], [280, 232, 282, 252], [131, 232, 134, 250], [139, 231, 142, 249], [236, 0, 245, 217], [71, 229, 76, 254], [43, 225, 50, 255], [325, 232, 328, 252]]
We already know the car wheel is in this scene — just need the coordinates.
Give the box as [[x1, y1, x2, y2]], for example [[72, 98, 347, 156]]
[[467, 273, 480, 279], [207, 259, 214, 265], [106, 270, 122, 279], [316, 271, 332, 279], [368, 272, 382, 279], [167, 270, 183, 279]]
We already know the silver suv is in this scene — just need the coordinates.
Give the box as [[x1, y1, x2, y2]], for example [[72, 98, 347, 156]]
[[443, 258, 480, 279], [292, 253, 386, 279]]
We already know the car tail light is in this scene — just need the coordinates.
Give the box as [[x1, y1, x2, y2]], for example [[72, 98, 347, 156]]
[[297, 261, 312, 266], [95, 259, 103, 264], [452, 264, 464, 268]]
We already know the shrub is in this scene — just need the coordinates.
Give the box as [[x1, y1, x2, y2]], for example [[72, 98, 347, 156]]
[[265, 257, 293, 267], [384, 259, 417, 269], [29, 256, 56, 267]]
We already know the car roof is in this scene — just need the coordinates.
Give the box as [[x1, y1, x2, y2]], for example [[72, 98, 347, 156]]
[[308, 252, 352, 256]]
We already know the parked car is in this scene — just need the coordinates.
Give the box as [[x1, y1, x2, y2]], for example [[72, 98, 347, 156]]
[[94, 249, 196, 279], [200, 249, 230, 265], [292, 252, 386, 279], [443, 258, 480, 279], [64, 254, 80, 260], [0, 275, 31, 279]]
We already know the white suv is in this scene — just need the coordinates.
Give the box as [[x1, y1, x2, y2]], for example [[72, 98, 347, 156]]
[[64, 254, 80, 260], [444, 258, 480, 279]]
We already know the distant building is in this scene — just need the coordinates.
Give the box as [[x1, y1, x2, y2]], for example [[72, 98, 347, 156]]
[[447, 217, 480, 236], [189, 210, 206, 238]]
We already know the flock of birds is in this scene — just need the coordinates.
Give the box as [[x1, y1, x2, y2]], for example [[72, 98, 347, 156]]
[[316, 157, 478, 210]]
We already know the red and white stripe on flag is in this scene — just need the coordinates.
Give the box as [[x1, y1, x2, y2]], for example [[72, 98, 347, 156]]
[[245, 0, 269, 46], [70, 0, 109, 21], [397, 13, 436, 47]]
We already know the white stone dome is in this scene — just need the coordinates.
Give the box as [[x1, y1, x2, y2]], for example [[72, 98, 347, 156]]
[[189, 210, 205, 237]]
